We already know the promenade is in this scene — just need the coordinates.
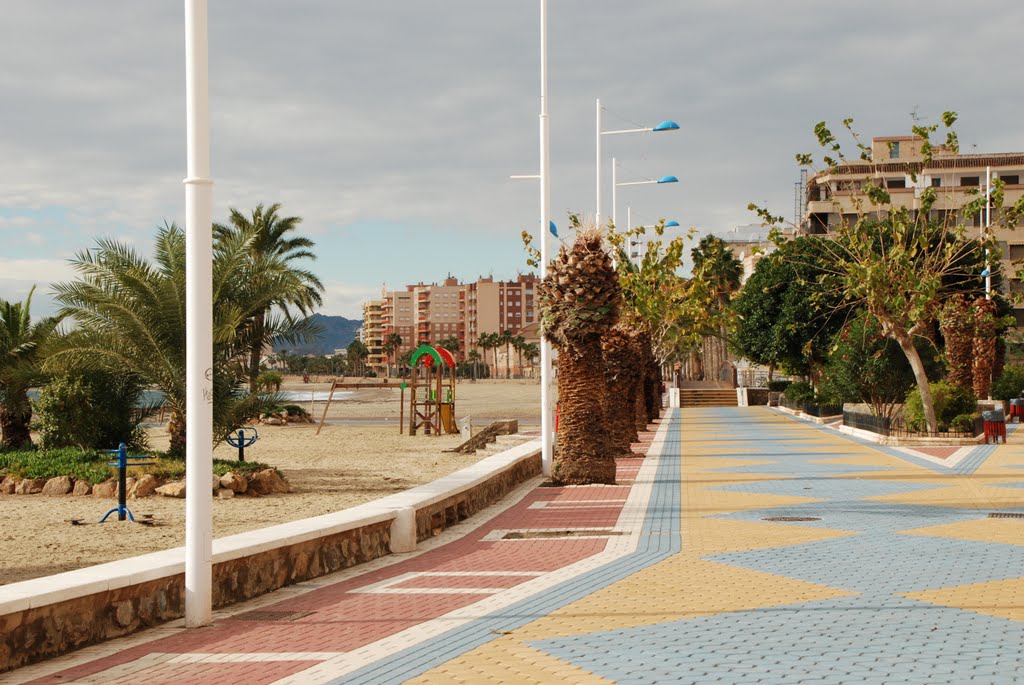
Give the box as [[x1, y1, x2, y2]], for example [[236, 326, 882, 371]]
[[4, 407, 1024, 684]]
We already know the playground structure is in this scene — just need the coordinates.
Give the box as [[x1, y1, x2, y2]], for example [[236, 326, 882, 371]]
[[99, 443, 154, 523], [225, 426, 258, 461], [408, 344, 458, 436]]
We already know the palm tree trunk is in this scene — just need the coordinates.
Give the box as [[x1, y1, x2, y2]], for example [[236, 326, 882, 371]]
[[505, 343, 511, 379], [0, 393, 32, 449], [552, 334, 616, 485], [249, 310, 266, 392], [168, 409, 187, 458], [603, 328, 639, 456]]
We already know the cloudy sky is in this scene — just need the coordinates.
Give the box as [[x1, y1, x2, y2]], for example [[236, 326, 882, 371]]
[[3, 2, 1023, 318]]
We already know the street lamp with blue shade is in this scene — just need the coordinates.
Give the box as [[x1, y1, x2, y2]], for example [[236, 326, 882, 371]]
[[657, 175, 678, 184], [665, 220, 680, 227], [596, 99, 680, 225]]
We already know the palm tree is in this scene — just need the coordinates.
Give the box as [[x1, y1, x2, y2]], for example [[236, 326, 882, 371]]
[[0, 288, 61, 448], [466, 349, 483, 380], [214, 203, 324, 392], [48, 224, 280, 457], [347, 339, 368, 376], [498, 329, 515, 379], [538, 225, 621, 485], [512, 334, 526, 378], [520, 342, 539, 378], [382, 333, 402, 378], [478, 332, 498, 379]]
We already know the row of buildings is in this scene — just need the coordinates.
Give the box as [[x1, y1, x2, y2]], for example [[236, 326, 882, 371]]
[[360, 274, 541, 376]]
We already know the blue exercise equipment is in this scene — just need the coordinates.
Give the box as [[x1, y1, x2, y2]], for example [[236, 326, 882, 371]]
[[99, 443, 155, 523], [225, 426, 259, 462]]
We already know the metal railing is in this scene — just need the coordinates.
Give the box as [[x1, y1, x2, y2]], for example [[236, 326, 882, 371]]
[[843, 410, 983, 438], [780, 397, 842, 417]]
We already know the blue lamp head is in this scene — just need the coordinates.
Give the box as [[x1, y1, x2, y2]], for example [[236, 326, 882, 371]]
[[653, 120, 680, 132], [981, 267, 991, 277], [665, 220, 680, 227], [549, 220, 558, 237], [657, 175, 679, 184]]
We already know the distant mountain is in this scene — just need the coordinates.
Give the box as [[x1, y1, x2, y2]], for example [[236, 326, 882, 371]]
[[273, 313, 361, 356]]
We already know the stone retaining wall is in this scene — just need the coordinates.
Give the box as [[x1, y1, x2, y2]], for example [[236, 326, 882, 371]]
[[0, 441, 542, 673]]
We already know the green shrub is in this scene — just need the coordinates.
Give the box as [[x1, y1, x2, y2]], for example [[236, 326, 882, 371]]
[[949, 413, 978, 433], [281, 404, 309, 417], [0, 447, 113, 484], [991, 365, 1024, 401], [767, 380, 792, 392], [256, 371, 283, 392], [34, 371, 147, 450], [212, 459, 273, 477], [904, 381, 977, 432], [783, 381, 814, 404]]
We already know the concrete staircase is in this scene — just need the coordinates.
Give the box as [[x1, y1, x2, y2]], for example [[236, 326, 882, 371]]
[[679, 388, 738, 408]]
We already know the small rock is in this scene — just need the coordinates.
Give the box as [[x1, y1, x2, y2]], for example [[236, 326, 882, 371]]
[[155, 481, 186, 498], [217, 488, 235, 499], [129, 474, 159, 499], [72, 480, 92, 496], [92, 480, 117, 498], [212, 473, 220, 494], [42, 476, 73, 496], [262, 417, 285, 426], [219, 472, 248, 493], [248, 468, 290, 495], [121, 477, 137, 497], [1, 477, 16, 495], [15, 478, 47, 495]]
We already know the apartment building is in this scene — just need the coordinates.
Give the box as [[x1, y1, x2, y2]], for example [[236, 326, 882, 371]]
[[361, 298, 384, 374], [369, 273, 540, 376], [802, 135, 1024, 324]]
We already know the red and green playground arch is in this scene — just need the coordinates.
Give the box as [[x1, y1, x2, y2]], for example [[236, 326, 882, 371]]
[[407, 344, 458, 436]]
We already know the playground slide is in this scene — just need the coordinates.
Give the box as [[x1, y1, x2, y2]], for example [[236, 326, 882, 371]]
[[439, 404, 456, 434]]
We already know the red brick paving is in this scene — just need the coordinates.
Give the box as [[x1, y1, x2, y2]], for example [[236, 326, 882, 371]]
[[24, 422, 660, 684]]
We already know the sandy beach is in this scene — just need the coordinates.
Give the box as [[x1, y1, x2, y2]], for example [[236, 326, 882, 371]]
[[0, 379, 543, 586]]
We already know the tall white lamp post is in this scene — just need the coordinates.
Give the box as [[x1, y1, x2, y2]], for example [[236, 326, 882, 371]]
[[183, 0, 214, 628], [595, 99, 678, 225], [538, 0, 553, 477], [611, 157, 678, 229]]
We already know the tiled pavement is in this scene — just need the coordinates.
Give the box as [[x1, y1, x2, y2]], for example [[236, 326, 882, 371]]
[[4, 407, 1024, 684]]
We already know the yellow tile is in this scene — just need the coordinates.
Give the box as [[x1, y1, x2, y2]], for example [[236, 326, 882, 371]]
[[902, 517, 1024, 546], [408, 639, 615, 685], [682, 516, 857, 556], [511, 556, 855, 641], [903, 577, 1024, 622]]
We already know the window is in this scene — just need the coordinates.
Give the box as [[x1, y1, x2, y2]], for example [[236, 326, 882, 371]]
[[885, 178, 906, 189], [931, 177, 941, 188], [960, 176, 980, 187], [1001, 175, 1020, 186], [889, 141, 900, 159]]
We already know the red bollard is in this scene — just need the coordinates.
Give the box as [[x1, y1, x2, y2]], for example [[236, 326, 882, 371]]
[[555, 402, 559, 432]]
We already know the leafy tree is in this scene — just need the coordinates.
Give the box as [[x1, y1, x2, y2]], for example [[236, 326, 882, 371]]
[[0, 288, 61, 448], [214, 203, 324, 392], [691, 235, 742, 304], [992, 365, 1024, 401], [48, 224, 280, 456], [465, 349, 484, 380], [520, 342, 539, 377], [731, 236, 848, 378], [757, 113, 1024, 431], [817, 312, 938, 419]]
